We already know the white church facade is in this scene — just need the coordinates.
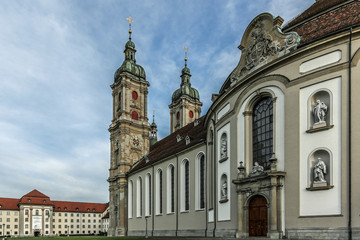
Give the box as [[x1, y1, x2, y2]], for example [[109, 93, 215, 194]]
[[108, 0, 360, 239]]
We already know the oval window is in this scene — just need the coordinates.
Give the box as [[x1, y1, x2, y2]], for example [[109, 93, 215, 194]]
[[189, 110, 194, 118], [132, 91, 138, 100]]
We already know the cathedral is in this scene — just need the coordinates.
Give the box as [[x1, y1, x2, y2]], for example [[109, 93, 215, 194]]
[[107, 0, 360, 239]]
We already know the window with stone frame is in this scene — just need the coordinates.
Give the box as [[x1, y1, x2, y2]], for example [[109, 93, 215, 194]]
[[252, 97, 273, 170]]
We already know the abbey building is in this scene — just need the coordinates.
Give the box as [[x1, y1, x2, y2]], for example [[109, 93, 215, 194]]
[[108, 1, 360, 239]]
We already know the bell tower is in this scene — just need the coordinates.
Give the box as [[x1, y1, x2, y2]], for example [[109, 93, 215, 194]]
[[169, 46, 202, 133], [108, 17, 151, 237]]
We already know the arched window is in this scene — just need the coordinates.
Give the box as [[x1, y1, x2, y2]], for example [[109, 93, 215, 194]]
[[167, 164, 175, 213], [156, 169, 163, 215], [196, 153, 206, 210], [199, 154, 205, 209], [145, 173, 152, 216], [137, 177, 142, 217], [181, 159, 190, 212], [252, 97, 273, 170], [132, 111, 139, 120], [128, 180, 133, 218]]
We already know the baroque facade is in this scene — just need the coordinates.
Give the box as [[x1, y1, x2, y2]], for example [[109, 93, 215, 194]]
[[0, 190, 108, 237], [109, 0, 360, 239]]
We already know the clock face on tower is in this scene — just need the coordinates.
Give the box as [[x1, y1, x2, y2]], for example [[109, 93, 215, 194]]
[[131, 136, 141, 148]]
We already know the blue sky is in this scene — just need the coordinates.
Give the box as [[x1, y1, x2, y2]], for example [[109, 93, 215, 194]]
[[0, 0, 314, 203]]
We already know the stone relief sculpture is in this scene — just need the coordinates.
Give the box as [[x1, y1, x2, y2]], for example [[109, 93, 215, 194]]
[[229, 14, 300, 88], [313, 158, 327, 187], [313, 99, 328, 127], [221, 180, 228, 199], [220, 134, 227, 159], [249, 162, 264, 176]]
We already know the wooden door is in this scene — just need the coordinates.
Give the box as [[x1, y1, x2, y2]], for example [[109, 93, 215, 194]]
[[249, 195, 268, 236]]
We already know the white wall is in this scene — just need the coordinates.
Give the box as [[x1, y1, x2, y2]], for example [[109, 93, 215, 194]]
[[299, 77, 342, 216]]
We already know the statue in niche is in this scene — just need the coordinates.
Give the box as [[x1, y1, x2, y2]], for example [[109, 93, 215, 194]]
[[313, 99, 328, 126], [313, 157, 327, 185], [249, 162, 264, 176], [220, 135, 227, 159], [221, 180, 228, 199]]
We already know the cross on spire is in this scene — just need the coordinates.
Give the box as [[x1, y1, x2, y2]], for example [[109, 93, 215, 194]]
[[126, 16, 134, 39], [184, 45, 188, 66]]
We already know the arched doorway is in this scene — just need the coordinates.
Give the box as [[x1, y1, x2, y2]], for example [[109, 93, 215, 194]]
[[249, 195, 268, 236]]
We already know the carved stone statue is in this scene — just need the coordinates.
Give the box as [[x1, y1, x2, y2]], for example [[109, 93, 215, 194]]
[[313, 100, 328, 125], [313, 158, 327, 184], [220, 135, 227, 159], [221, 180, 228, 199], [249, 162, 264, 175]]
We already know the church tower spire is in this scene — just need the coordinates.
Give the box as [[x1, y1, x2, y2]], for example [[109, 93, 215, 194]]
[[169, 46, 202, 133], [150, 109, 158, 147], [108, 17, 151, 237]]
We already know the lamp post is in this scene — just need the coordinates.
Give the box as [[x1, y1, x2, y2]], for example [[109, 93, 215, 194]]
[[67, 225, 69, 237]]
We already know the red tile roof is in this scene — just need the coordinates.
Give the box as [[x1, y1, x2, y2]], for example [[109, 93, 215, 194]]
[[19, 189, 53, 206], [128, 116, 206, 174], [0, 198, 20, 210], [22, 189, 49, 198], [283, 0, 360, 45], [52, 201, 108, 213], [0, 190, 107, 213]]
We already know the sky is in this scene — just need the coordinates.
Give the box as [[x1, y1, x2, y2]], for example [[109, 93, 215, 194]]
[[0, 0, 314, 203]]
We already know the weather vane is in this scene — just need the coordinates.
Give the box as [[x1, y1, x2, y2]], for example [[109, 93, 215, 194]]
[[126, 16, 134, 38], [184, 45, 189, 66]]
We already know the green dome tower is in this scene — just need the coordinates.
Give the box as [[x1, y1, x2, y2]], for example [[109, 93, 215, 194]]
[[169, 46, 202, 133]]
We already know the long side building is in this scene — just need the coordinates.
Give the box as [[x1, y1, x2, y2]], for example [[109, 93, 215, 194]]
[[0, 189, 108, 237]]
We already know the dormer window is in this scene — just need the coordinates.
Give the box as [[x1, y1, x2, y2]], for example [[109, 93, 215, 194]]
[[194, 119, 199, 126], [43, 200, 46, 203], [176, 135, 183, 142], [28, 199, 31, 202], [64, 207, 67, 210], [87, 208, 90, 211], [185, 136, 191, 145]]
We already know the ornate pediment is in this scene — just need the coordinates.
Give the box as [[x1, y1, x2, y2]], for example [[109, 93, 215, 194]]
[[229, 13, 300, 87]]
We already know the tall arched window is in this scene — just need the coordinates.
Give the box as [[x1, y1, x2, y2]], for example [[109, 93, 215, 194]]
[[252, 97, 273, 170], [181, 159, 190, 212], [145, 173, 152, 216], [199, 154, 205, 209], [156, 169, 163, 215], [167, 164, 175, 213], [128, 180, 133, 218], [137, 177, 142, 217], [185, 161, 190, 211]]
